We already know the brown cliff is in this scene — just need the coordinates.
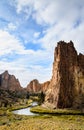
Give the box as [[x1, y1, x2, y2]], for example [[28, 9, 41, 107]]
[[41, 81, 50, 92], [45, 41, 84, 109], [26, 79, 41, 93], [0, 70, 22, 91], [26, 79, 50, 93]]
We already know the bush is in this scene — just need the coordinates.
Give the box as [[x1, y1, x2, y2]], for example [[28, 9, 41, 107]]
[[38, 92, 45, 105]]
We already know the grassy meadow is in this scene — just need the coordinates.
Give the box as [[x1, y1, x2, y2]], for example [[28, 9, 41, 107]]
[[0, 101, 84, 130], [0, 113, 84, 130]]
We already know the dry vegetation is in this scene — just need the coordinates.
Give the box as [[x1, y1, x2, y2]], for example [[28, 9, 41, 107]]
[[0, 104, 84, 130], [0, 114, 84, 130]]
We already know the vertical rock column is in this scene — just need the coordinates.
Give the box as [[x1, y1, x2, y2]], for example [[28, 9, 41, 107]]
[[45, 41, 82, 108]]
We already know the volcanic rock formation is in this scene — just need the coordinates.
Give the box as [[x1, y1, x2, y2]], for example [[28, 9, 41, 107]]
[[26, 79, 50, 93], [41, 81, 50, 92], [45, 41, 84, 109], [0, 70, 22, 91], [26, 79, 41, 93]]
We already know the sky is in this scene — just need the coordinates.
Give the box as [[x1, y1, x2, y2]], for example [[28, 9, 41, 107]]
[[0, 0, 84, 87]]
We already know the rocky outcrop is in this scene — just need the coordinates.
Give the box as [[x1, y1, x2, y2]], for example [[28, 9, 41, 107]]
[[26, 79, 41, 93], [45, 41, 84, 109], [26, 80, 50, 93], [41, 81, 50, 92], [0, 71, 22, 91]]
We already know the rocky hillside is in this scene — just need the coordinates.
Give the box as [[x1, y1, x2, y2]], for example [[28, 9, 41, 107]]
[[0, 70, 22, 91], [0, 71, 26, 107], [45, 41, 84, 109], [26, 79, 41, 93], [26, 79, 50, 93]]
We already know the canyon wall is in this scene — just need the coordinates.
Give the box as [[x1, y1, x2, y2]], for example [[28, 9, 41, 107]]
[[26, 79, 41, 93], [26, 79, 50, 93], [45, 41, 84, 109]]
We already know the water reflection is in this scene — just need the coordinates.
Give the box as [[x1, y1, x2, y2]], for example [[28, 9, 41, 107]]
[[12, 102, 38, 115]]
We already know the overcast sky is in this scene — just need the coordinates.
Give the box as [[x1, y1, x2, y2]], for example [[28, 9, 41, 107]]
[[0, 0, 84, 87]]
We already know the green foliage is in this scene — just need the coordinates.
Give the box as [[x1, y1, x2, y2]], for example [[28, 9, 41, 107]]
[[0, 102, 84, 130], [38, 92, 45, 105], [26, 92, 30, 99], [30, 106, 84, 115]]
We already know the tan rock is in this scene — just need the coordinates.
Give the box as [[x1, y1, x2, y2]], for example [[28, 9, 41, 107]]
[[0, 70, 22, 91], [26, 80, 50, 93], [45, 41, 84, 109], [41, 81, 50, 92], [26, 79, 41, 93]]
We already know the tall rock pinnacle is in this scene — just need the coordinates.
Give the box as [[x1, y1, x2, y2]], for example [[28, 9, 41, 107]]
[[45, 41, 84, 109]]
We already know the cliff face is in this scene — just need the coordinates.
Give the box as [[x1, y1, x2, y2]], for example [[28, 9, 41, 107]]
[[45, 41, 84, 109], [41, 81, 50, 92], [26, 80, 50, 93], [0, 71, 22, 91], [26, 79, 41, 93]]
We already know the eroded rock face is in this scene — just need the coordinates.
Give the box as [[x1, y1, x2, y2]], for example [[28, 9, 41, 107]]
[[26, 80, 50, 93], [26, 79, 41, 93], [45, 41, 84, 109], [0, 71, 22, 91], [41, 81, 50, 92]]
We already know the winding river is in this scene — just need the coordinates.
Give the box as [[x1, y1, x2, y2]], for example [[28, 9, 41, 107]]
[[12, 102, 38, 116]]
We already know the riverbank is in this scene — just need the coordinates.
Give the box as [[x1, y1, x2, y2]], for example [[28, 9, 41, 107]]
[[0, 99, 33, 126], [30, 105, 84, 115], [0, 102, 84, 130]]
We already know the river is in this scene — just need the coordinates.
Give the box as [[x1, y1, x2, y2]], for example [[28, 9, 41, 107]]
[[12, 102, 38, 116]]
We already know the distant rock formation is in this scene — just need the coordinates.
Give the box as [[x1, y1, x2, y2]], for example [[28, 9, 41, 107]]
[[26, 79, 41, 93], [0, 70, 22, 91], [45, 41, 84, 109], [26, 79, 50, 93]]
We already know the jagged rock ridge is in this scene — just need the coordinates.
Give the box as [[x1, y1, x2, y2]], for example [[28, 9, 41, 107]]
[[45, 41, 84, 109], [26, 79, 50, 93], [0, 70, 22, 91]]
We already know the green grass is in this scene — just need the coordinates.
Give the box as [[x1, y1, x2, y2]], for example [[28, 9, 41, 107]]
[[9, 100, 32, 111], [0, 114, 84, 130], [30, 105, 84, 115], [0, 104, 84, 130], [0, 99, 33, 126]]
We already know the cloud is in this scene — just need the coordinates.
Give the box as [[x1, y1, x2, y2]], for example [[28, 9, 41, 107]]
[[13, 0, 84, 25], [32, 0, 84, 53], [0, 29, 38, 55], [0, 30, 24, 55], [0, 0, 84, 87], [7, 23, 17, 31], [0, 52, 52, 87], [0, 29, 52, 87], [13, 0, 84, 54], [13, 0, 33, 21], [33, 32, 40, 38]]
